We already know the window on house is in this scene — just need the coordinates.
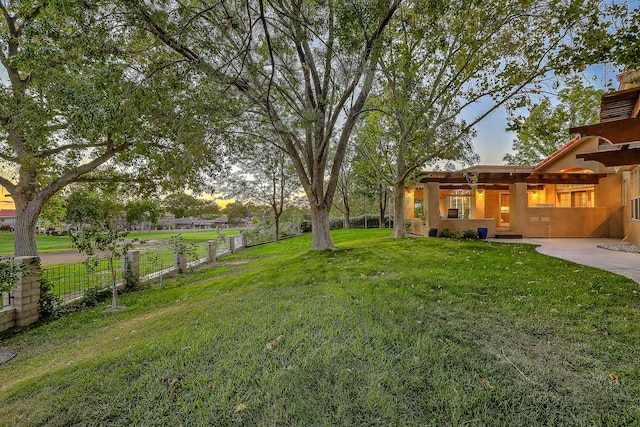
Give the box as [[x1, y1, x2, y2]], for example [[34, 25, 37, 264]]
[[631, 169, 640, 220], [556, 184, 595, 207], [449, 196, 470, 217]]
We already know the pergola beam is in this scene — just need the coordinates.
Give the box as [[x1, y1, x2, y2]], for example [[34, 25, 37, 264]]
[[419, 172, 607, 185], [577, 146, 640, 167], [569, 118, 640, 144]]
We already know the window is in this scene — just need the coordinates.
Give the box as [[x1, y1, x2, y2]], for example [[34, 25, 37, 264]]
[[631, 169, 640, 220], [556, 184, 594, 207]]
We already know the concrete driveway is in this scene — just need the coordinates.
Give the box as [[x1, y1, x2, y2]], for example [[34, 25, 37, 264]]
[[490, 237, 640, 284]]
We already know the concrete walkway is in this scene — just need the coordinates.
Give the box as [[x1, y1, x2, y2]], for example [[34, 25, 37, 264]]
[[489, 237, 640, 284]]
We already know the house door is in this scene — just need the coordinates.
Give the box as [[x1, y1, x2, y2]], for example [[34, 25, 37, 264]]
[[499, 193, 510, 227]]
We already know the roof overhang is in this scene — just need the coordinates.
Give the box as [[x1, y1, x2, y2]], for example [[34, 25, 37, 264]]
[[569, 118, 640, 145], [576, 144, 640, 167], [419, 171, 608, 185]]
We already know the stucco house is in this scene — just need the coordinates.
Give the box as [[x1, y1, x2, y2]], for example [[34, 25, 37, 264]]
[[407, 70, 640, 244]]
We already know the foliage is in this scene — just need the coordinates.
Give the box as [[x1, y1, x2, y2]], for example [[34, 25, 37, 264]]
[[169, 234, 199, 271], [0, 255, 21, 295], [356, 0, 609, 238], [0, 0, 226, 257], [70, 226, 136, 310], [125, 199, 163, 231], [38, 273, 61, 319], [162, 193, 221, 219], [122, 261, 141, 293], [223, 202, 252, 225], [598, 3, 640, 68], [462, 229, 480, 240], [40, 194, 66, 229], [123, 0, 402, 250], [440, 228, 462, 239], [504, 78, 604, 165]]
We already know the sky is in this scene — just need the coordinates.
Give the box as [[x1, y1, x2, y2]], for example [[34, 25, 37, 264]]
[[467, 64, 620, 165]]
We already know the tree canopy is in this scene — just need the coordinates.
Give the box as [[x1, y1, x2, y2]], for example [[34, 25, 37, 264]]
[[355, 0, 608, 237], [504, 78, 604, 166], [122, 0, 402, 249], [1, 0, 227, 256]]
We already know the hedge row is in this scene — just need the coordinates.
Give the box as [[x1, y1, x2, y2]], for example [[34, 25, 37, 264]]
[[300, 215, 394, 232]]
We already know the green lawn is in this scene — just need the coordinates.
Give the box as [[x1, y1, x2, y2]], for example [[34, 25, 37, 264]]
[[0, 229, 240, 255], [0, 230, 638, 426]]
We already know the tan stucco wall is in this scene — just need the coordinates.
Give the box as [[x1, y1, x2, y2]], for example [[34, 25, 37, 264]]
[[524, 207, 611, 237], [626, 219, 640, 246], [595, 174, 624, 238]]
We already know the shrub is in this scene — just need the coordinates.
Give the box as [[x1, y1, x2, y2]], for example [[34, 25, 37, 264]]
[[329, 217, 345, 230], [440, 228, 462, 239], [300, 220, 312, 233], [0, 224, 12, 232], [462, 229, 479, 239], [38, 274, 61, 319]]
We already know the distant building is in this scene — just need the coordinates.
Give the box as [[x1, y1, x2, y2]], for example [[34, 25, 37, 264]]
[[0, 209, 15, 230]]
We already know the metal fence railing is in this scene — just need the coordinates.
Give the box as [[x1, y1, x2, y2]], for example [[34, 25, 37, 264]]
[[42, 258, 123, 304], [35, 233, 282, 306], [1, 292, 12, 310]]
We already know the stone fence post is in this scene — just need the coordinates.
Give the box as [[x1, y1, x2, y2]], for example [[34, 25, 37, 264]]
[[123, 250, 140, 283], [227, 236, 236, 254], [175, 251, 187, 274], [14, 256, 40, 327], [206, 241, 217, 263]]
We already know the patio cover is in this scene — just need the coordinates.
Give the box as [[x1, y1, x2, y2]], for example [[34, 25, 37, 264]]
[[570, 86, 640, 166]]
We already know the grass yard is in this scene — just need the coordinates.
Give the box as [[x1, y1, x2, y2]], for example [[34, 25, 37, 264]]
[[0, 229, 240, 255], [0, 229, 638, 426]]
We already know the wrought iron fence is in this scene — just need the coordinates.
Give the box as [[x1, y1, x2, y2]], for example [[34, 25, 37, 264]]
[[1, 291, 12, 309], [42, 258, 123, 304], [139, 249, 174, 278]]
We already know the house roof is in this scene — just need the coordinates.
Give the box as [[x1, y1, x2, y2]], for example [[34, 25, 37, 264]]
[[534, 135, 582, 171], [418, 170, 606, 186], [0, 209, 16, 218]]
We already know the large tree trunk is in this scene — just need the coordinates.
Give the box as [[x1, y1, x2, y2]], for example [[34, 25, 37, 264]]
[[13, 194, 42, 257], [310, 202, 336, 250], [392, 179, 406, 238]]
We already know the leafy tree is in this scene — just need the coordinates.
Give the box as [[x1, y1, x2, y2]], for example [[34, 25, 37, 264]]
[[39, 194, 66, 230], [0, 1, 225, 257], [125, 199, 163, 231], [223, 202, 251, 226], [122, 0, 402, 250], [65, 188, 109, 228], [224, 148, 301, 242], [70, 226, 135, 311], [352, 152, 391, 228], [355, 0, 608, 237], [64, 187, 123, 229], [504, 79, 604, 165], [162, 193, 220, 219]]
